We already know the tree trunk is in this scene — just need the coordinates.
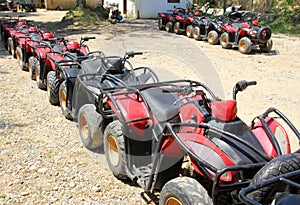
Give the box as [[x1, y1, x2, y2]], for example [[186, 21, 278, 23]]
[[76, 0, 87, 7]]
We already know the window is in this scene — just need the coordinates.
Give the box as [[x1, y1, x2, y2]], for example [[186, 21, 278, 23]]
[[168, 0, 180, 3]]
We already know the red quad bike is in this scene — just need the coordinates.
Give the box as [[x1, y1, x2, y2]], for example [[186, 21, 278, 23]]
[[15, 28, 50, 71], [37, 37, 96, 105], [158, 6, 189, 33], [171, 3, 200, 37], [7, 20, 37, 58], [0, 14, 25, 49], [239, 152, 300, 205], [62, 51, 159, 121], [78, 78, 299, 205], [220, 13, 273, 54], [28, 35, 65, 81]]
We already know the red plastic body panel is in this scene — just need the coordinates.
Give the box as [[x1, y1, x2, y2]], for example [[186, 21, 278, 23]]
[[210, 100, 237, 122], [108, 93, 150, 136], [180, 101, 206, 133], [251, 117, 291, 158], [177, 132, 236, 182], [186, 16, 194, 25]]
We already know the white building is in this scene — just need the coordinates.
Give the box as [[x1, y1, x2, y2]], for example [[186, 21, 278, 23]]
[[104, 0, 192, 19]]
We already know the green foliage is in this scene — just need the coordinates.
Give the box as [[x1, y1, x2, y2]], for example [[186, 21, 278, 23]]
[[266, 0, 300, 35], [64, 6, 109, 26]]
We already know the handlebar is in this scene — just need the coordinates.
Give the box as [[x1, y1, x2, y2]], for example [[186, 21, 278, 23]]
[[233, 80, 257, 100], [125, 51, 143, 59], [81, 36, 96, 41]]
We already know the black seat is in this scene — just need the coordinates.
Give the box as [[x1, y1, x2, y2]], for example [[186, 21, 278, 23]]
[[141, 88, 179, 122], [207, 119, 266, 165]]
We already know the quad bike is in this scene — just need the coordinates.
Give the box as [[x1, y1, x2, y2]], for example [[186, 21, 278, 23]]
[[28, 35, 63, 82], [192, 5, 244, 44], [220, 12, 273, 54], [37, 36, 95, 105], [0, 14, 25, 49], [239, 152, 300, 205], [77, 78, 300, 204], [7, 20, 37, 58], [15, 28, 50, 71], [158, 3, 195, 32], [60, 51, 159, 121], [170, 3, 200, 36]]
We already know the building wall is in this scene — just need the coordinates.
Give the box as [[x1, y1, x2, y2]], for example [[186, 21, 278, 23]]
[[138, 0, 192, 18], [45, 0, 99, 10], [104, 0, 192, 19], [45, 0, 192, 18]]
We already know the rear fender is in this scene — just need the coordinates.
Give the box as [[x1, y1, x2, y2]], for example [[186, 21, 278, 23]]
[[107, 93, 151, 136], [35, 47, 50, 60], [46, 53, 64, 70], [252, 117, 291, 157]]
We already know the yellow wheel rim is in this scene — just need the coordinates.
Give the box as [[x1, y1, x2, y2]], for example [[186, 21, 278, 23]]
[[240, 41, 246, 50], [108, 135, 119, 167], [60, 89, 67, 111], [166, 197, 182, 205], [80, 115, 89, 140]]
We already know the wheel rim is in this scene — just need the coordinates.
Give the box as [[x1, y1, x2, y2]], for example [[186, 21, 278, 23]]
[[108, 135, 119, 167], [221, 36, 227, 44], [166, 197, 182, 205], [46, 77, 51, 98], [80, 115, 89, 140], [194, 29, 198, 36], [166, 23, 171, 32], [28, 60, 32, 73], [60, 89, 67, 112], [186, 27, 191, 36], [174, 24, 178, 32], [35, 64, 39, 81], [16, 51, 22, 66], [240, 41, 246, 51], [159, 19, 162, 28], [208, 33, 213, 42]]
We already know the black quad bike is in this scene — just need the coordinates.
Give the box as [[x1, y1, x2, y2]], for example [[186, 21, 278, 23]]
[[77, 78, 299, 204], [239, 152, 300, 205], [59, 51, 159, 121]]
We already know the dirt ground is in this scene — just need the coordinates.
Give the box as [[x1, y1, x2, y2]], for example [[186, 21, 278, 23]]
[[0, 9, 300, 204]]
